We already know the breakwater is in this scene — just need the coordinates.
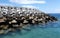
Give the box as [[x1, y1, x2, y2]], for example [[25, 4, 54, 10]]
[[0, 6, 57, 34]]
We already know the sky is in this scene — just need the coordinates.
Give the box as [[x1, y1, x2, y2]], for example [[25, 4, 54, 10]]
[[0, 0, 60, 13]]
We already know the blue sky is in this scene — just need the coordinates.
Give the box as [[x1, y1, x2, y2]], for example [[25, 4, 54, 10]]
[[0, 0, 60, 13]]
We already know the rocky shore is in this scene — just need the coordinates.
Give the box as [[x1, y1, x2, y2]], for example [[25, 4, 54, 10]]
[[0, 6, 57, 34]]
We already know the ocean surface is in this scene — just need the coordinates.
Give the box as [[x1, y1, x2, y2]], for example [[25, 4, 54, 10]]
[[0, 13, 60, 38]]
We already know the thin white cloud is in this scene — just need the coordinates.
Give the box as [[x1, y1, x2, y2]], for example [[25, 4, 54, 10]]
[[0, 3, 39, 9], [0, 3, 13, 6], [48, 9, 60, 13], [9, 0, 46, 4], [21, 5, 39, 9], [55, 9, 60, 13]]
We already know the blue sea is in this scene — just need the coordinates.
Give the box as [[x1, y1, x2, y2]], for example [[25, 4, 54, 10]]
[[0, 13, 60, 38]]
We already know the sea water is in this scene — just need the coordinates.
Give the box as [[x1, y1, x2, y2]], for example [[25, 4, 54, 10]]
[[0, 13, 60, 38]]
